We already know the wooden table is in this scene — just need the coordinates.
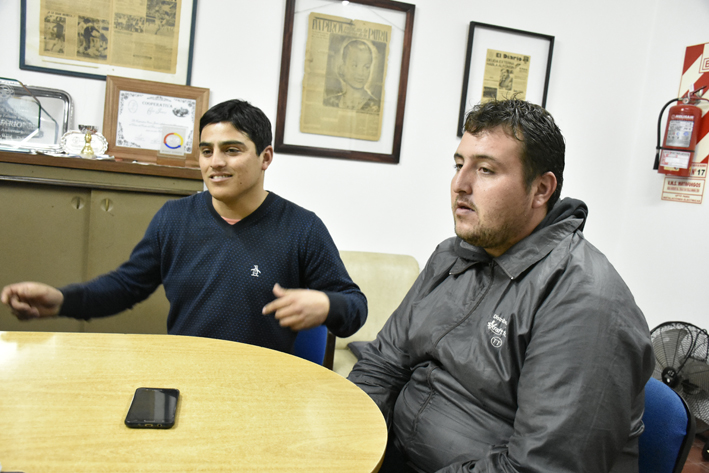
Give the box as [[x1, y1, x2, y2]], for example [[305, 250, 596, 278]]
[[0, 332, 387, 472]]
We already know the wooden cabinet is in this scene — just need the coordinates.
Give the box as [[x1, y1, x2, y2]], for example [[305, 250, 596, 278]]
[[0, 182, 88, 332], [0, 153, 203, 334], [80, 189, 178, 335]]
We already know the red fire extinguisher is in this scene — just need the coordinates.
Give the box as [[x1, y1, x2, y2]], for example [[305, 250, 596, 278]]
[[654, 88, 706, 177]]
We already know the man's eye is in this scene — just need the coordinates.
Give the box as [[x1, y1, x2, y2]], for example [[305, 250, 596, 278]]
[[200, 149, 212, 156], [225, 147, 241, 155], [479, 167, 493, 174], [453, 163, 462, 171]]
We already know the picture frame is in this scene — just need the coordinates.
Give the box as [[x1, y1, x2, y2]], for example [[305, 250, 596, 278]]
[[20, 0, 199, 85], [458, 22, 554, 137], [275, 0, 415, 164], [102, 75, 209, 167]]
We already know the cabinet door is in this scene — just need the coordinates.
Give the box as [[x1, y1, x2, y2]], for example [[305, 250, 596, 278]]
[[81, 189, 179, 335], [0, 182, 86, 332]]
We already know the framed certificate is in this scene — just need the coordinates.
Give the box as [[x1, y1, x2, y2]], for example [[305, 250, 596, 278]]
[[102, 75, 209, 167]]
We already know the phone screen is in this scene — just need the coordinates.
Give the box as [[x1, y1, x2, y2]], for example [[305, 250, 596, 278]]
[[125, 387, 179, 429]]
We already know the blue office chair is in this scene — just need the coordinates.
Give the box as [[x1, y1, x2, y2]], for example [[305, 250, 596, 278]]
[[638, 376, 696, 473], [292, 325, 335, 368]]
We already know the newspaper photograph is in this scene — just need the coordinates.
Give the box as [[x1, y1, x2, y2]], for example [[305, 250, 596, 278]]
[[39, 0, 181, 74], [481, 49, 531, 104], [300, 12, 391, 142]]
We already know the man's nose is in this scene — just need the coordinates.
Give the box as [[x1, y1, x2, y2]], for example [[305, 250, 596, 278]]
[[210, 151, 226, 167], [452, 168, 473, 194]]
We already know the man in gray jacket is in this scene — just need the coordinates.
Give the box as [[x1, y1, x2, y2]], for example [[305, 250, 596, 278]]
[[348, 99, 654, 473]]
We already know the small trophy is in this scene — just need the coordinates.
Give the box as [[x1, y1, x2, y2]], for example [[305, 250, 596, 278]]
[[60, 124, 108, 158], [80, 128, 95, 159]]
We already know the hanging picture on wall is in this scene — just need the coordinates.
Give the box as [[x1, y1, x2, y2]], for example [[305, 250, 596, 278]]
[[481, 49, 531, 103], [20, 0, 199, 85], [300, 12, 391, 142], [458, 22, 554, 137], [275, 0, 415, 164]]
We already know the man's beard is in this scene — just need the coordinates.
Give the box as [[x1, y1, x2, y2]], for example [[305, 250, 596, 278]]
[[454, 216, 516, 250]]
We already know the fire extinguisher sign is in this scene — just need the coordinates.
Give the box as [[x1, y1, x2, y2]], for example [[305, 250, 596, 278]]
[[662, 163, 707, 203]]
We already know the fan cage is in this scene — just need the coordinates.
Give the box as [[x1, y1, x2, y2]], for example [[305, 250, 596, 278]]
[[650, 321, 709, 426]]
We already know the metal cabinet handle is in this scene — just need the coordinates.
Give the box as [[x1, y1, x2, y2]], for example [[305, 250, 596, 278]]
[[71, 196, 85, 210], [100, 198, 113, 212]]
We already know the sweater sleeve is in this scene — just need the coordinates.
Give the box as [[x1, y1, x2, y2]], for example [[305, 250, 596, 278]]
[[300, 215, 367, 338], [59, 209, 164, 320]]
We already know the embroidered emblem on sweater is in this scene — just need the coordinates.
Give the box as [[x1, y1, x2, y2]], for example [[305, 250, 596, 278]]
[[250, 265, 261, 277], [487, 314, 508, 348]]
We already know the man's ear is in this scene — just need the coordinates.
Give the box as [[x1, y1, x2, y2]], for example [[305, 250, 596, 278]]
[[260, 146, 274, 171], [531, 171, 557, 209]]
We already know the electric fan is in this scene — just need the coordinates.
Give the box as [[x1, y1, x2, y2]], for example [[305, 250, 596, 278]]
[[651, 321, 709, 460]]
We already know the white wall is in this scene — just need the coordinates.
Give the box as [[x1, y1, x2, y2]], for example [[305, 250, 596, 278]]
[[2, 0, 708, 331]]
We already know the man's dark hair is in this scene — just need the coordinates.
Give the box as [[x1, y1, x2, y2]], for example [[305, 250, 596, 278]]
[[199, 99, 272, 155], [463, 99, 565, 210]]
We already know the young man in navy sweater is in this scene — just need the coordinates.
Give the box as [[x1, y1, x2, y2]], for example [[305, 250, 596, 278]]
[[1, 100, 367, 353]]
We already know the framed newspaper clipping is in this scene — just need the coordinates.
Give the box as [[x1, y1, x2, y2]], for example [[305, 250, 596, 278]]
[[20, 0, 199, 85], [102, 75, 209, 167], [458, 22, 554, 137], [275, 0, 415, 164]]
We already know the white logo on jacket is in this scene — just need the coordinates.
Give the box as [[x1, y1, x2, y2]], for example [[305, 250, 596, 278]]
[[487, 314, 507, 348], [250, 265, 261, 277]]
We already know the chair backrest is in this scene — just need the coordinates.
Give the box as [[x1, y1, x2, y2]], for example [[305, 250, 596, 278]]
[[292, 325, 328, 366], [292, 251, 420, 369], [638, 377, 696, 473], [337, 251, 420, 348]]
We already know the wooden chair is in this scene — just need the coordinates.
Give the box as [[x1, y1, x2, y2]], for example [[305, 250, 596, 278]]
[[331, 251, 419, 377]]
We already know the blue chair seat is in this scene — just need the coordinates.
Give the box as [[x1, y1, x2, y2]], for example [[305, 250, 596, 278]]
[[292, 325, 334, 367], [638, 377, 696, 473]]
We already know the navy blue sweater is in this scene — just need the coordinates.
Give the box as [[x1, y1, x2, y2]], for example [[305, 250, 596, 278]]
[[60, 191, 367, 353]]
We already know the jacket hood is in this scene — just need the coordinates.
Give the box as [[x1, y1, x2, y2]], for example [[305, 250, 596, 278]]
[[536, 197, 588, 233]]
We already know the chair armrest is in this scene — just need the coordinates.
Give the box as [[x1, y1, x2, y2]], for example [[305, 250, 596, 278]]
[[323, 331, 336, 370]]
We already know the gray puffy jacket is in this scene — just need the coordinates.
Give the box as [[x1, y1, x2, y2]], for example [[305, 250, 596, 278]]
[[349, 198, 654, 473]]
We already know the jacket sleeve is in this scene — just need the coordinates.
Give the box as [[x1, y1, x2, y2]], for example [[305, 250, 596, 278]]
[[348, 245, 452, 425], [59, 210, 164, 320], [300, 216, 367, 338], [346, 276, 420, 425], [438, 258, 655, 473]]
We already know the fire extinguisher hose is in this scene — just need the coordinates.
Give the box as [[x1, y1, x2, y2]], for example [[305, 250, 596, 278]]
[[654, 98, 682, 170]]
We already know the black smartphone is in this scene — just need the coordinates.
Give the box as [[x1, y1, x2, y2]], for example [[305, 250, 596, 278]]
[[125, 387, 179, 429]]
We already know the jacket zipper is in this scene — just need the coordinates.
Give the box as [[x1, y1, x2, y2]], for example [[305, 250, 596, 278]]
[[404, 261, 496, 450], [433, 260, 496, 348]]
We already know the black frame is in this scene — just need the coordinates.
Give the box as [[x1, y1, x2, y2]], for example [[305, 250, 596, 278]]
[[275, 0, 416, 164], [19, 0, 199, 85], [458, 22, 554, 137]]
